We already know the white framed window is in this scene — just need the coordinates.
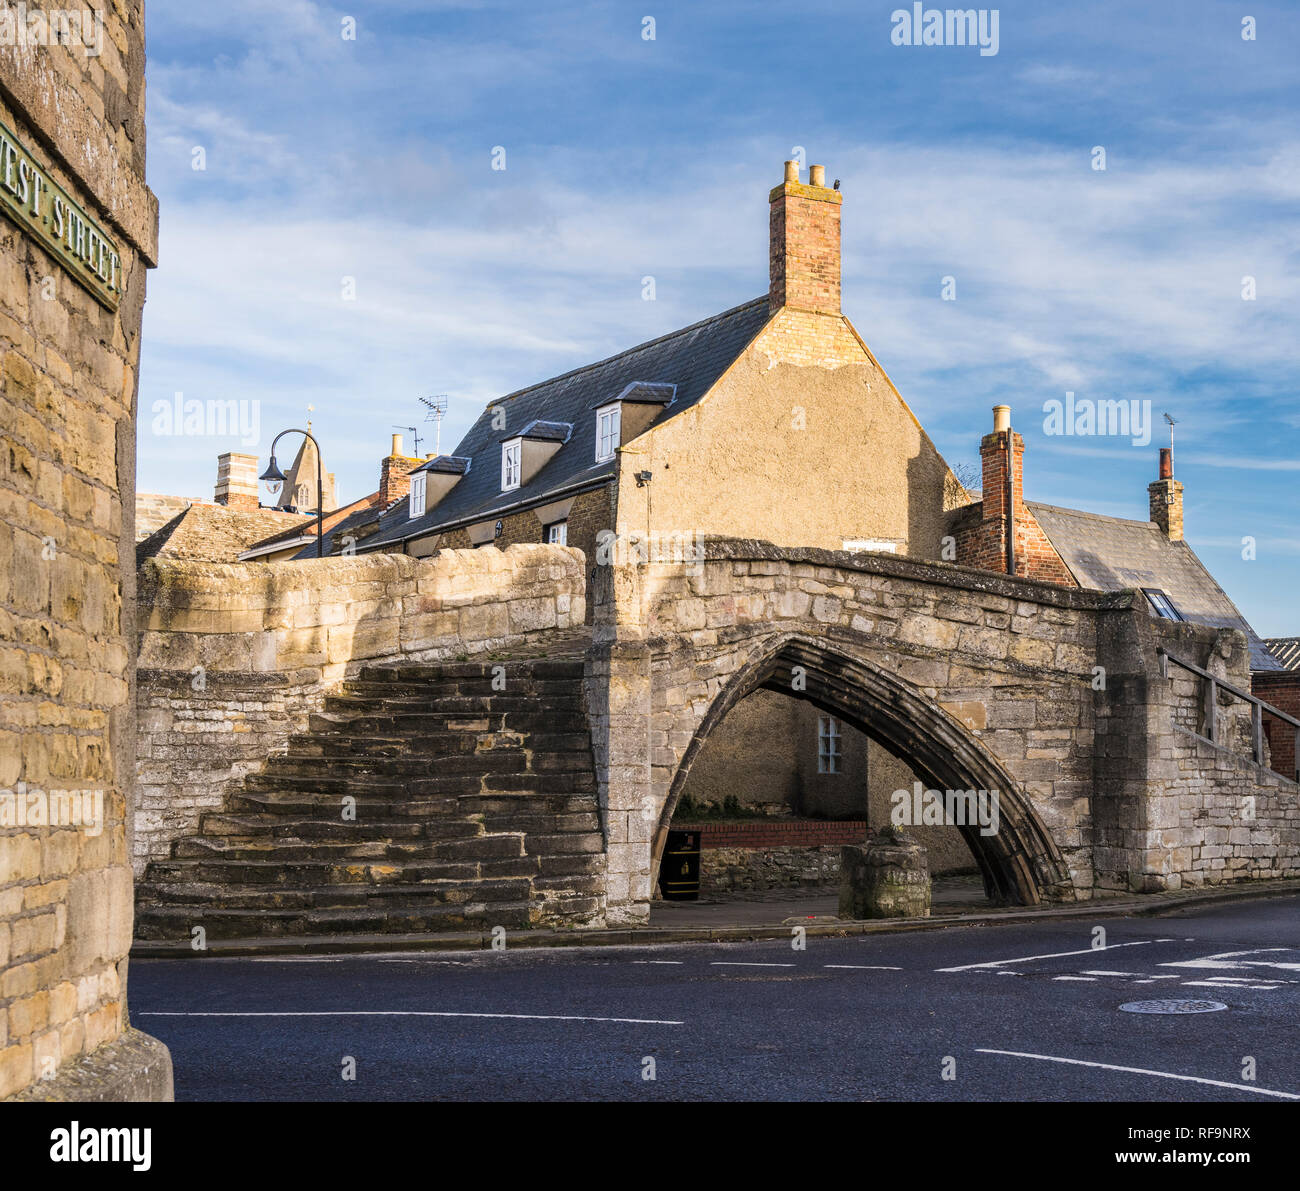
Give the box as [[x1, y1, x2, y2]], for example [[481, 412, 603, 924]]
[[817, 715, 841, 775], [408, 472, 426, 519], [596, 406, 621, 462], [501, 440, 521, 491], [545, 521, 567, 545], [842, 538, 897, 554]]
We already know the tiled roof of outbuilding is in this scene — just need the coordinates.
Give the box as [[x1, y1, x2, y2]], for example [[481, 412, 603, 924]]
[[1264, 638, 1300, 671], [1028, 501, 1282, 672]]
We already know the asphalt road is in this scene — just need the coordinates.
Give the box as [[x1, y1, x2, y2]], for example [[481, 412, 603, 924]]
[[131, 895, 1300, 1102]]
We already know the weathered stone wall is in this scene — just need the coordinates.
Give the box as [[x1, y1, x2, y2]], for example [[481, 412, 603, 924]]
[[1139, 624, 1300, 889], [700, 844, 843, 893], [590, 538, 1300, 924], [134, 545, 584, 873], [1, 2, 169, 1099]]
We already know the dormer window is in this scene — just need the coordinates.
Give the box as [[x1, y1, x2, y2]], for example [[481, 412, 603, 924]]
[[596, 406, 621, 462], [501, 439, 521, 491], [408, 472, 426, 520]]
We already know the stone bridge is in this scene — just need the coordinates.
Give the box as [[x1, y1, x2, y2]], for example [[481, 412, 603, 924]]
[[134, 539, 1300, 938], [584, 540, 1300, 925]]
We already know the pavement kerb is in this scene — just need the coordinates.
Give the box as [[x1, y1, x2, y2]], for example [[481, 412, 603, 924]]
[[129, 878, 1300, 960]]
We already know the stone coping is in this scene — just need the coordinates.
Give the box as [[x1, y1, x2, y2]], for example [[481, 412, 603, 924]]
[[684, 536, 1123, 609]]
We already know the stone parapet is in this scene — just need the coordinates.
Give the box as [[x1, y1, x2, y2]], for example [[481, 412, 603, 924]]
[[133, 545, 585, 873]]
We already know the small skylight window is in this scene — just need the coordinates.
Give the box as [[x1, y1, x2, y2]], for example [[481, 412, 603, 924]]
[[1143, 588, 1184, 621]]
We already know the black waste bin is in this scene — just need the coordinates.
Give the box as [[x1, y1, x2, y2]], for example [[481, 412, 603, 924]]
[[659, 829, 701, 901]]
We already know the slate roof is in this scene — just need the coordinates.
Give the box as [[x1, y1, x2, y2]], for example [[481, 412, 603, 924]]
[[1264, 638, 1300, 671], [413, 455, 471, 476], [355, 297, 771, 552], [137, 504, 311, 567], [517, 420, 571, 443], [1028, 501, 1282, 672]]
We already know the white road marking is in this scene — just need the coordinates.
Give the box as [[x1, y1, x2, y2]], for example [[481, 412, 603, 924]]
[[1181, 981, 1278, 992], [140, 1010, 683, 1025], [937, 940, 1162, 973], [1080, 970, 1137, 977], [823, 965, 903, 971], [709, 962, 795, 968], [1160, 948, 1300, 974], [1053, 976, 1097, 982], [975, 1049, 1300, 1101]]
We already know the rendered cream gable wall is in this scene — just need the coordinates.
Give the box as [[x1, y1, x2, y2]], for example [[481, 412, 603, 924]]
[[614, 307, 962, 560]]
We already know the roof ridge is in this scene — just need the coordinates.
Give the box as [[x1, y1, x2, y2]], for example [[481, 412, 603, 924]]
[[487, 296, 768, 409], [1026, 500, 1156, 530]]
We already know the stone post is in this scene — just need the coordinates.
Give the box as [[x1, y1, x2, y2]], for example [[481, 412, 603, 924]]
[[839, 827, 931, 918]]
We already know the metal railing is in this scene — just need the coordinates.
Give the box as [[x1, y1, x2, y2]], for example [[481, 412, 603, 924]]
[[1158, 647, 1300, 780]]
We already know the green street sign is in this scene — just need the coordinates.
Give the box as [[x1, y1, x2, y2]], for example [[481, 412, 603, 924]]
[[0, 116, 122, 311]]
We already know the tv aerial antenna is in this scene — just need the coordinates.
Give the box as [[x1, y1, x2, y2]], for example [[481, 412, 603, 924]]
[[1163, 411, 1177, 450], [420, 395, 449, 457], [392, 423, 422, 456]]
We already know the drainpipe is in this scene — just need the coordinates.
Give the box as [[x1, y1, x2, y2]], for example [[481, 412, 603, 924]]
[[994, 405, 1015, 576]]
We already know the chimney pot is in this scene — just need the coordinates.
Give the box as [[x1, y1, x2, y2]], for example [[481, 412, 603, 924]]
[[391, 433, 402, 456], [809, 164, 825, 187], [784, 160, 799, 183], [992, 405, 1011, 433], [1159, 447, 1173, 479]]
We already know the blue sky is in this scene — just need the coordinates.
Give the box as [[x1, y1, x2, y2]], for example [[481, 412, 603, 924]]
[[138, 0, 1299, 634]]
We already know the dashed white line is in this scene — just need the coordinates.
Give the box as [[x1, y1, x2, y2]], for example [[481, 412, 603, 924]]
[[976, 1049, 1300, 1101], [709, 962, 795, 968], [1053, 976, 1097, 982], [823, 965, 903, 971]]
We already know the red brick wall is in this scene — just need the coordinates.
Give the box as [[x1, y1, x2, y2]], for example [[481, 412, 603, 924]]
[[769, 178, 841, 314], [1253, 672, 1300, 781], [677, 820, 870, 849], [952, 429, 1075, 586], [380, 454, 423, 506]]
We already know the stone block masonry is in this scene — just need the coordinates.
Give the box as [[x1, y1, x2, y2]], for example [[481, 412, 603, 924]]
[[588, 537, 1300, 923], [1, 1, 171, 1100], [134, 545, 585, 873]]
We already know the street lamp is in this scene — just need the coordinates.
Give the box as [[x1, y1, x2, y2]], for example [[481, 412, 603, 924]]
[[260, 427, 324, 558]]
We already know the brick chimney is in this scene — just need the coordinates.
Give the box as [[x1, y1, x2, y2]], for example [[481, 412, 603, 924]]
[[977, 405, 1024, 575], [1148, 447, 1184, 541], [214, 451, 260, 510], [379, 433, 423, 506], [769, 159, 841, 315]]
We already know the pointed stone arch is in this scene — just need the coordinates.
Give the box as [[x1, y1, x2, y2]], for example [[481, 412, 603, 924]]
[[653, 633, 1072, 906]]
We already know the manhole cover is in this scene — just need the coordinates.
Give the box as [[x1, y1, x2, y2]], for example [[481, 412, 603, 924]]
[[1119, 999, 1228, 1014]]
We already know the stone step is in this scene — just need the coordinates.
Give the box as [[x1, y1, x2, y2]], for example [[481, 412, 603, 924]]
[[306, 710, 588, 736], [134, 899, 538, 940], [146, 850, 530, 886], [174, 826, 487, 861], [138, 654, 604, 938], [325, 693, 584, 715], [226, 791, 467, 818], [136, 875, 536, 911]]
